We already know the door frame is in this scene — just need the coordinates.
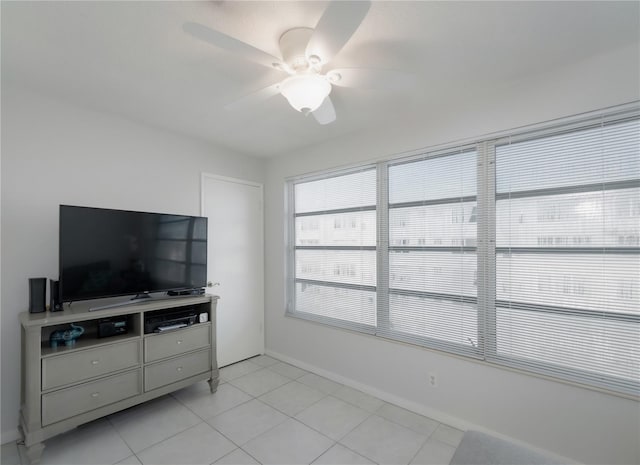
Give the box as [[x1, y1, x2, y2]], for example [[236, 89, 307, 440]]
[[200, 171, 265, 285], [201, 173, 264, 214], [200, 172, 265, 364]]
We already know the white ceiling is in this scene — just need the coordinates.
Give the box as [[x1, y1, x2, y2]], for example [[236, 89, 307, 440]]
[[2, 1, 638, 157]]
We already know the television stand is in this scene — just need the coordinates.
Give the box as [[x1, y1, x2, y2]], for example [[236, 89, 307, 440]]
[[19, 295, 219, 465], [88, 292, 204, 312]]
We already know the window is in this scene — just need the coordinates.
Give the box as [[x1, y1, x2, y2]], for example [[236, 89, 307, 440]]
[[286, 106, 639, 396], [491, 117, 640, 394], [290, 168, 377, 331], [381, 149, 480, 357]]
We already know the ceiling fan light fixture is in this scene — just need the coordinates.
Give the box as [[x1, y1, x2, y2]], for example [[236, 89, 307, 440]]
[[327, 72, 341, 83], [279, 74, 331, 113], [308, 54, 322, 66]]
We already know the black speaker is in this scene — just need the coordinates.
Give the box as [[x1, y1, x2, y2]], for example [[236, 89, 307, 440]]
[[49, 279, 63, 312], [29, 278, 46, 313]]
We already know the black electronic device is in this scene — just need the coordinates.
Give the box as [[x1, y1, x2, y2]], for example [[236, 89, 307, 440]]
[[59, 205, 208, 303], [167, 288, 205, 296], [29, 278, 46, 313], [97, 316, 129, 338], [144, 307, 200, 334], [49, 279, 63, 312]]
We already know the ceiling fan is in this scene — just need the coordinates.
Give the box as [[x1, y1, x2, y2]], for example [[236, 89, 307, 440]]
[[183, 1, 412, 125]]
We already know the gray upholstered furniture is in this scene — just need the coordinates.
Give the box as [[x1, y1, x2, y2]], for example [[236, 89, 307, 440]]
[[450, 431, 564, 465]]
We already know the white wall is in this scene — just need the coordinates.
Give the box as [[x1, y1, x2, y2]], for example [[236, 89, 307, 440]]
[[264, 44, 640, 465], [0, 85, 265, 440]]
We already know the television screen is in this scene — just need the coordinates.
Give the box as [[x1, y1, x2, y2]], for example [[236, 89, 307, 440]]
[[59, 205, 207, 302]]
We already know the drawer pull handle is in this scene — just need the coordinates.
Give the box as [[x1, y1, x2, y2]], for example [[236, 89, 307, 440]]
[[91, 360, 100, 365], [176, 340, 182, 345], [91, 392, 100, 398], [177, 367, 183, 372]]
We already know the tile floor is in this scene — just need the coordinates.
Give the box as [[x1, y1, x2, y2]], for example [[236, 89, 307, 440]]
[[1, 355, 464, 465]]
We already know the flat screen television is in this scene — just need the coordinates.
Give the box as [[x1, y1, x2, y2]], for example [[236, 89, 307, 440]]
[[59, 205, 207, 303]]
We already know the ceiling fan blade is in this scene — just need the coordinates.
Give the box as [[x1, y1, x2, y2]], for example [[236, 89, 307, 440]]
[[224, 82, 281, 112], [306, 1, 371, 66], [183, 22, 285, 71], [327, 68, 416, 90], [312, 96, 336, 125]]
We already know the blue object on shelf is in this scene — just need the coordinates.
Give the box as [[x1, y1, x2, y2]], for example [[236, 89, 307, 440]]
[[50, 323, 85, 348]]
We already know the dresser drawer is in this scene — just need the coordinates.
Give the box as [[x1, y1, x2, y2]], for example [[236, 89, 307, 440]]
[[144, 324, 210, 363], [42, 369, 141, 426], [144, 349, 211, 391], [42, 340, 140, 390]]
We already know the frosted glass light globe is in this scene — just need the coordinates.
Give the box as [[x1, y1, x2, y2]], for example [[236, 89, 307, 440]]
[[279, 74, 331, 114]]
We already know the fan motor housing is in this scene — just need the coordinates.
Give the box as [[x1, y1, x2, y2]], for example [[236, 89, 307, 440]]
[[279, 27, 314, 70]]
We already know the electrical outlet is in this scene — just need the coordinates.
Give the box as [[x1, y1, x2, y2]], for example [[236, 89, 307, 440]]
[[428, 372, 438, 388]]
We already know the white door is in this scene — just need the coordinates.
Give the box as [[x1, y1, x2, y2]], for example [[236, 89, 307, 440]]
[[201, 174, 264, 367]]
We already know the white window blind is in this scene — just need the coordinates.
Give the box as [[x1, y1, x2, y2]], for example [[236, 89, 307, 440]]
[[290, 168, 377, 332], [381, 149, 481, 357], [286, 105, 639, 396], [491, 117, 640, 395]]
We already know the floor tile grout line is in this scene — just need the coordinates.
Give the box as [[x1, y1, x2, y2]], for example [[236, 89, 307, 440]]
[[216, 371, 356, 452], [373, 404, 443, 439], [225, 368, 293, 398], [334, 414, 426, 465], [251, 358, 280, 369], [296, 373, 345, 395], [293, 395, 374, 442], [265, 362, 460, 439], [259, 362, 464, 463], [108, 396, 206, 455], [236, 443, 265, 465], [206, 398, 290, 450], [293, 389, 332, 413], [208, 383, 361, 457], [293, 403, 369, 443], [172, 381, 256, 421], [305, 437, 338, 465], [327, 441, 382, 465], [197, 396, 256, 422], [105, 414, 139, 464], [257, 383, 330, 417], [251, 394, 318, 420], [268, 362, 309, 380], [132, 418, 261, 465], [130, 418, 209, 459], [203, 415, 248, 449], [218, 360, 263, 382], [212, 445, 262, 465], [233, 416, 335, 465], [329, 392, 382, 415], [256, 365, 452, 465], [219, 358, 462, 464], [281, 417, 338, 465], [406, 427, 436, 465]]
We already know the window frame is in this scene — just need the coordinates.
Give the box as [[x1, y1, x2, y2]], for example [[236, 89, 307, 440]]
[[286, 165, 379, 334], [285, 103, 640, 398], [487, 118, 640, 395], [381, 146, 481, 359]]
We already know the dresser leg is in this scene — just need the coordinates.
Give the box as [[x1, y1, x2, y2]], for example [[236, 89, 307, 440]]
[[24, 442, 45, 465], [208, 377, 218, 393]]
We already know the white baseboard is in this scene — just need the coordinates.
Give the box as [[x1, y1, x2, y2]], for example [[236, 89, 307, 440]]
[[265, 349, 578, 465], [265, 349, 468, 429]]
